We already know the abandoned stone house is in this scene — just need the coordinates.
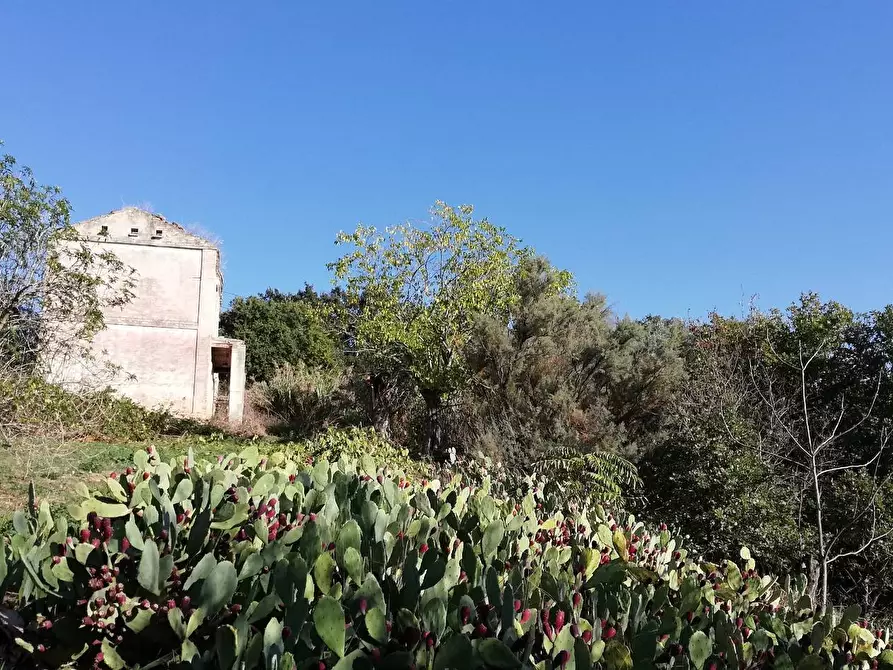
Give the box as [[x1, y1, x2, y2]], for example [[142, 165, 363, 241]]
[[47, 207, 246, 422]]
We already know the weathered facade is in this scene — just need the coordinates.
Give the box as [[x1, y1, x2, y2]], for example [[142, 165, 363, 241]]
[[47, 207, 245, 422]]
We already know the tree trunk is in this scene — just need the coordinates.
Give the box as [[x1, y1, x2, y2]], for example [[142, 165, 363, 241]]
[[812, 455, 829, 614], [368, 375, 391, 440], [421, 388, 444, 458]]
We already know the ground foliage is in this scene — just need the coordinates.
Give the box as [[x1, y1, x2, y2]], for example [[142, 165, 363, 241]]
[[5, 445, 893, 669]]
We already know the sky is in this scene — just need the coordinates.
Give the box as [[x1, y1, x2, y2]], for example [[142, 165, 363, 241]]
[[2, 3, 892, 319]]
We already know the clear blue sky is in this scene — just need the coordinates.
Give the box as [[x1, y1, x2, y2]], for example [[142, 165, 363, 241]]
[[2, 3, 891, 319]]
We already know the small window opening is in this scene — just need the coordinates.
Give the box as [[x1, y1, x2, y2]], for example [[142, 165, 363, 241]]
[[152, 228, 163, 239], [99, 225, 109, 236], [129, 227, 139, 237]]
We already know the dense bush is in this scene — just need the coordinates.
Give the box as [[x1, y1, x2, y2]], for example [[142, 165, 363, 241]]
[[0, 375, 173, 441], [219, 290, 341, 384], [4, 445, 891, 669], [253, 363, 352, 437]]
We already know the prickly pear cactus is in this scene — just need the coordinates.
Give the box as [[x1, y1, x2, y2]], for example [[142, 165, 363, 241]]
[[2, 444, 891, 669]]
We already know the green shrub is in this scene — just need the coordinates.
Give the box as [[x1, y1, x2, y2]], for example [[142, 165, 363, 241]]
[[253, 362, 350, 437], [298, 427, 427, 479], [0, 375, 172, 441], [3, 445, 891, 669]]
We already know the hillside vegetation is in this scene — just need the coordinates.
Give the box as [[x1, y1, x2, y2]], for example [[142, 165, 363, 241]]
[[2, 148, 892, 667]]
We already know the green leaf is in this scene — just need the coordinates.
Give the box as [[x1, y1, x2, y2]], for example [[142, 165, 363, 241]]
[[477, 638, 521, 668], [333, 650, 366, 670], [188, 507, 212, 556], [182, 639, 199, 662], [72, 542, 93, 567], [183, 553, 217, 591], [239, 445, 260, 467], [125, 518, 145, 551], [356, 574, 386, 612], [337, 519, 362, 559], [315, 551, 337, 595], [171, 477, 194, 505], [238, 552, 264, 581], [612, 530, 629, 562], [83, 499, 131, 518], [12, 511, 28, 536], [366, 606, 388, 643], [343, 546, 364, 584], [575, 637, 592, 670], [482, 520, 505, 559], [106, 477, 128, 502], [100, 639, 125, 669], [591, 640, 606, 663], [263, 617, 284, 668], [138, 540, 161, 595], [434, 634, 473, 670], [127, 608, 153, 633], [688, 631, 712, 670], [186, 608, 205, 638], [216, 625, 239, 670], [168, 607, 186, 639], [603, 641, 632, 670], [313, 595, 346, 658], [52, 557, 74, 582], [199, 560, 237, 614], [248, 593, 282, 624]]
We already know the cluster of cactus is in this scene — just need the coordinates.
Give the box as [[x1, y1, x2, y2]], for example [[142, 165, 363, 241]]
[[3, 444, 893, 669]]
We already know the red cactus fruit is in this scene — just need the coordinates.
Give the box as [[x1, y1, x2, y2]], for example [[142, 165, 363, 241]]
[[555, 650, 570, 668], [603, 625, 616, 640], [582, 629, 593, 644]]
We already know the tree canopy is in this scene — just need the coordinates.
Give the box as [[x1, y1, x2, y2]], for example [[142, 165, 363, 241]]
[[328, 201, 534, 455], [219, 286, 340, 383], [0, 146, 133, 373]]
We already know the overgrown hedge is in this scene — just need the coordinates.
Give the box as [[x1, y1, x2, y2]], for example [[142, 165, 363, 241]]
[[3, 444, 891, 669], [0, 376, 174, 441]]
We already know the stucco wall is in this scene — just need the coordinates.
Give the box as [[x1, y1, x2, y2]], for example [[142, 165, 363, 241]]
[[48, 208, 228, 419], [90, 325, 198, 414]]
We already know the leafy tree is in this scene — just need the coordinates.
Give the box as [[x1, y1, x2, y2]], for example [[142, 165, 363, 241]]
[[328, 201, 527, 456], [640, 295, 893, 617], [0, 146, 133, 375], [219, 286, 340, 382]]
